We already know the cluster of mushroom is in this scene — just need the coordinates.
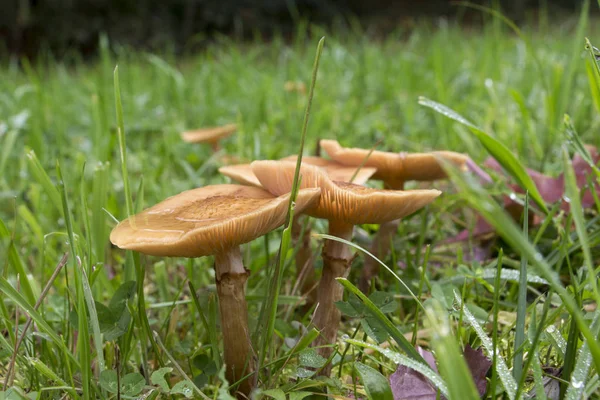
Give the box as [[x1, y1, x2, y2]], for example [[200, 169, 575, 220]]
[[110, 130, 467, 398]]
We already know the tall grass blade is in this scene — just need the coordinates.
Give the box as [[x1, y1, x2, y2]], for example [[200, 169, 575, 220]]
[[56, 162, 91, 399], [26, 150, 62, 215], [564, 115, 599, 177], [565, 310, 600, 400], [562, 146, 599, 302], [0, 219, 37, 304], [441, 161, 600, 374], [346, 339, 448, 397], [425, 301, 480, 400], [337, 278, 425, 363], [257, 37, 325, 376], [513, 192, 529, 383], [419, 97, 549, 213], [0, 130, 18, 179], [454, 292, 517, 399], [0, 277, 78, 366]]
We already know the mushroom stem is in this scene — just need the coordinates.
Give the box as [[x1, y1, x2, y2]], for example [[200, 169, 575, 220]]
[[313, 220, 354, 374], [359, 180, 404, 293], [211, 141, 221, 152], [292, 216, 316, 302], [215, 247, 256, 397]]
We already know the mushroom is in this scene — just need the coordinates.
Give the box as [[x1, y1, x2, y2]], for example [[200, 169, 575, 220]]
[[181, 123, 237, 152], [219, 158, 377, 302], [251, 161, 440, 372], [320, 139, 468, 291], [110, 184, 321, 397]]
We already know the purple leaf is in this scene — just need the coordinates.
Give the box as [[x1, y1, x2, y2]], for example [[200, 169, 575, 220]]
[[388, 346, 492, 400], [389, 347, 439, 400], [463, 345, 492, 396]]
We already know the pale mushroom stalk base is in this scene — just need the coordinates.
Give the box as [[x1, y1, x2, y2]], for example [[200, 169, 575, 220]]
[[292, 216, 317, 302], [313, 220, 354, 376], [359, 180, 404, 293], [215, 248, 256, 397]]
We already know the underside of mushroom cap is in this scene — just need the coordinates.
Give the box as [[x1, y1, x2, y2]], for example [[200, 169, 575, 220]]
[[110, 184, 321, 258], [181, 123, 237, 143], [320, 139, 468, 183], [252, 160, 441, 225], [218, 164, 261, 187], [280, 155, 377, 185]]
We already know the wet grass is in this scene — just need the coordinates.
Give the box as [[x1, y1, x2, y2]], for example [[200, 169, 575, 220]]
[[1, 8, 600, 400]]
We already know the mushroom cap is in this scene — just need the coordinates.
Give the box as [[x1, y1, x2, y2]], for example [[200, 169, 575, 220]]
[[320, 139, 468, 183], [110, 184, 321, 258], [280, 155, 377, 185], [251, 160, 441, 225], [218, 164, 261, 187], [181, 123, 237, 143]]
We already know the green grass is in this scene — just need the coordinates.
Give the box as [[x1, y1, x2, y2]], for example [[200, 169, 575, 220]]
[[1, 10, 600, 400]]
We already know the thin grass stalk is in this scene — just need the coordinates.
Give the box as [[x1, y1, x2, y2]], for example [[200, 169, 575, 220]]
[[257, 37, 325, 380], [513, 192, 529, 383]]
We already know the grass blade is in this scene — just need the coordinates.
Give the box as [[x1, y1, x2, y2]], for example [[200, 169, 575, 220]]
[[257, 37, 325, 376], [513, 192, 529, 383], [346, 339, 448, 397], [562, 146, 599, 302], [0, 276, 78, 367], [419, 97, 549, 213], [425, 301, 480, 400], [565, 310, 600, 400], [56, 162, 91, 399], [0, 219, 37, 304], [441, 160, 600, 375], [337, 278, 425, 364], [25, 150, 62, 215], [454, 291, 517, 399]]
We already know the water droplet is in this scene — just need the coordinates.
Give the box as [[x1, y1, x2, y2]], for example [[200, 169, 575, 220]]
[[546, 325, 556, 333], [563, 196, 571, 204], [341, 334, 350, 341], [571, 380, 584, 389]]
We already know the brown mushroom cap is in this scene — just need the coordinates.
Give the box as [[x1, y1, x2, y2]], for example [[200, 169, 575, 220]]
[[280, 155, 377, 185], [110, 184, 321, 258], [218, 164, 261, 187], [251, 161, 441, 225], [320, 139, 468, 183], [219, 156, 377, 187], [181, 123, 237, 144]]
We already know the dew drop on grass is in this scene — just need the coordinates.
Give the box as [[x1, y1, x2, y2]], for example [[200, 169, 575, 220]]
[[341, 334, 350, 341], [546, 325, 556, 333], [571, 380, 584, 389]]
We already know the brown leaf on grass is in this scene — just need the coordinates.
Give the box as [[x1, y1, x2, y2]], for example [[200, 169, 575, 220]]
[[389, 345, 491, 400]]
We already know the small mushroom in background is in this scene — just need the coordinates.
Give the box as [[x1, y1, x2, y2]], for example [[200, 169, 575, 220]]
[[284, 80, 307, 94], [251, 160, 440, 374], [181, 123, 237, 152], [110, 184, 321, 397], [219, 158, 377, 303], [320, 139, 468, 292]]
